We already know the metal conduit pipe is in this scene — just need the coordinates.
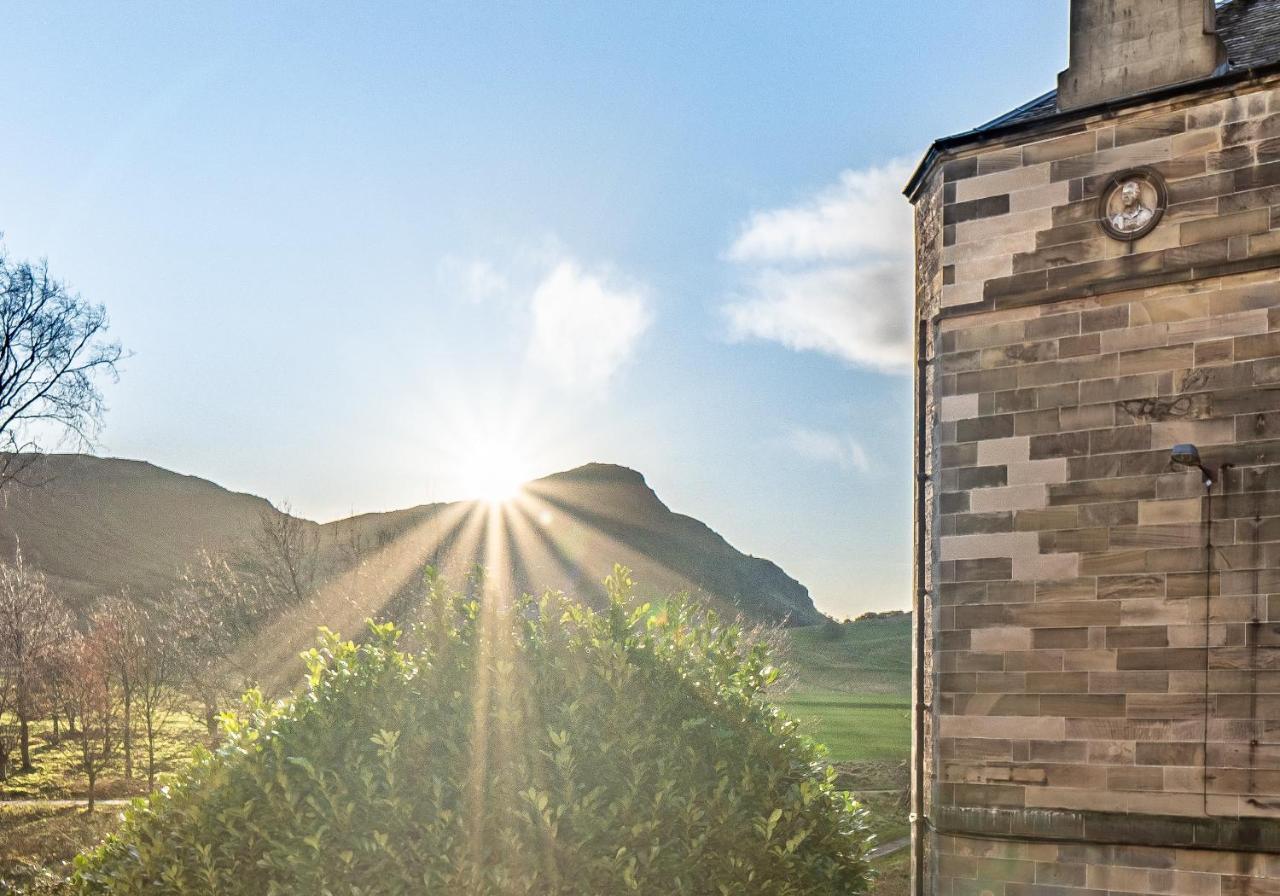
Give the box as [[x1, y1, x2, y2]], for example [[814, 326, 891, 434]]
[[911, 318, 931, 896]]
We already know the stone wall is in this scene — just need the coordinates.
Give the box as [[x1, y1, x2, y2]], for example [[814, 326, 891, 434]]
[[1057, 0, 1225, 112], [914, 74, 1280, 895], [938, 86, 1280, 314], [934, 267, 1280, 819], [934, 834, 1280, 896]]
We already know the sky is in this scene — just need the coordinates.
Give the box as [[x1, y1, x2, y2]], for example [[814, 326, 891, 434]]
[[0, 2, 1068, 619]]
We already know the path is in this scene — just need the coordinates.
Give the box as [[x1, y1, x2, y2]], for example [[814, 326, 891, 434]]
[[1, 798, 130, 809], [868, 836, 909, 861]]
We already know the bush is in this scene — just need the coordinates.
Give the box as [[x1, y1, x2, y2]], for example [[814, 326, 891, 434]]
[[853, 610, 909, 623], [818, 619, 847, 640], [74, 568, 873, 895]]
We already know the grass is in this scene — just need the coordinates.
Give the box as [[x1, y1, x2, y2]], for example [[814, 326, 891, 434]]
[[859, 790, 909, 844], [1, 710, 213, 801], [778, 691, 910, 763], [0, 709, 212, 894], [772, 615, 911, 764], [773, 614, 913, 895], [871, 851, 910, 896], [0, 803, 121, 893], [785, 615, 911, 696]]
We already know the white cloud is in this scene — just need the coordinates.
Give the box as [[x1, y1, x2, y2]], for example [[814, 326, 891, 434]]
[[729, 163, 914, 263], [722, 159, 915, 373], [437, 257, 510, 303], [788, 427, 871, 473], [725, 263, 911, 373], [527, 260, 652, 391]]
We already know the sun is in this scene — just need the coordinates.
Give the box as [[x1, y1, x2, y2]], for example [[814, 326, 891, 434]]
[[458, 445, 531, 504]]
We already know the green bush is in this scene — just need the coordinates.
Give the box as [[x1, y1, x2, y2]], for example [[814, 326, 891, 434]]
[[74, 568, 872, 895]]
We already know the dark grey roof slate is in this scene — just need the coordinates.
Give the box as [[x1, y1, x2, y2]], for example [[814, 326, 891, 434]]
[[969, 0, 1280, 135], [1219, 0, 1280, 69]]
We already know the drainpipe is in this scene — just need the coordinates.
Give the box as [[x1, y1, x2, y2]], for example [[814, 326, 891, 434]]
[[911, 318, 931, 896], [1201, 462, 1231, 816]]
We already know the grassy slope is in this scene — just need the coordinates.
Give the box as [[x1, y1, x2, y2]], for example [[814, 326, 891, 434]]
[[0, 711, 212, 801], [774, 615, 913, 892], [773, 615, 911, 764]]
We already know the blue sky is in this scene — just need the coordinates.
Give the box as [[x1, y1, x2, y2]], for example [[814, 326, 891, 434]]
[[0, 2, 1067, 618]]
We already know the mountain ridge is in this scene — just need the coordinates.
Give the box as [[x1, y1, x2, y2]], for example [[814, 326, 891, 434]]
[[0, 454, 826, 626]]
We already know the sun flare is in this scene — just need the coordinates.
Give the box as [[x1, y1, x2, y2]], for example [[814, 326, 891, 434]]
[[458, 446, 531, 504]]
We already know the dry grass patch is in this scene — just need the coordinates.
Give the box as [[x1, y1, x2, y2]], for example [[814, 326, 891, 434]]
[[0, 803, 122, 893]]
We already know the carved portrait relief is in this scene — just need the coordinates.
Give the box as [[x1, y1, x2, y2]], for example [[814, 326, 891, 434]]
[[1098, 168, 1167, 241]]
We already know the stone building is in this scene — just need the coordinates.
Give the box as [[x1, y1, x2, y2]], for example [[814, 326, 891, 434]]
[[907, 1, 1280, 893]]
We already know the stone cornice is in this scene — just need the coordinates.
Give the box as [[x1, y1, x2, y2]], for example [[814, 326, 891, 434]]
[[933, 805, 1280, 854], [905, 62, 1280, 203]]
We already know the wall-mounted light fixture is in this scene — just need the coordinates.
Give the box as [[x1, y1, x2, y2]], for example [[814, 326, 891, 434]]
[[1169, 441, 1233, 818], [1171, 443, 1215, 487]]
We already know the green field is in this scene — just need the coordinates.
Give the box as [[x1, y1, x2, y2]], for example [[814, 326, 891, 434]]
[[771, 614, 913, 895], [771, 615, 914, 890], [0, 711, 212, 802], [773, 614, 912, 765], [777, 691, 910, 762]]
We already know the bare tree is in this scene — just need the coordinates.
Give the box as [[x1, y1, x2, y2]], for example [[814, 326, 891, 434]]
[[0, 649, 17, 780], [172, 549, 262, 734], [35, 636, 76, 745], [0, 552, 71, 771], [242, 504, 320, 608], [0, 249, 122, 491], [65, 629, 118, 811], [128, 602, 186, 788], [93, 594, 144, 782]]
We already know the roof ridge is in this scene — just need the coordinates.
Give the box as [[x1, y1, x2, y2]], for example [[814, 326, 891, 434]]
[[975, 90, 1058, 132]]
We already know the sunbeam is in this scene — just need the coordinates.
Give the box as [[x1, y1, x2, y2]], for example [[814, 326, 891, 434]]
[[234, 467, 740, 696], [239, 500, 482, 692]]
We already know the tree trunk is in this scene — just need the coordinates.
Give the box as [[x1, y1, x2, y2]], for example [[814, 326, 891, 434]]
[[86, 767, 96, 812], [122, 683, 132, 781], [51, 714, 61, 745], [146, 717, 157, 790], [66, 706, 76, 734], [18, 712, 30, 772], [15, 676, 32, 771], [204, 699, 218, 735]]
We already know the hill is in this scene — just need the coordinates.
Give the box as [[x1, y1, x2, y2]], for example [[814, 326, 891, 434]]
[[0, 455, 825, 626], [774, 613, 911, 763], [786, 612, 911, 697], [0, 456, 279, 606]]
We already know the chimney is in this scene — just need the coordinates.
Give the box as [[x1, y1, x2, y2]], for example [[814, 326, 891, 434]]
[[1057, 0, 1227, 111]]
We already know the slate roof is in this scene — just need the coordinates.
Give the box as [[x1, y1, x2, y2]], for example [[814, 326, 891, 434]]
[[906, 0, 1280, 196], [971, 0, 1280, 135]]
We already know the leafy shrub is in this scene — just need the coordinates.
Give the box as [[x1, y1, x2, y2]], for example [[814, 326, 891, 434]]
[[74, 568, 872, 895], [818, 619, 847, 640], [853, 610, 909, 623]]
